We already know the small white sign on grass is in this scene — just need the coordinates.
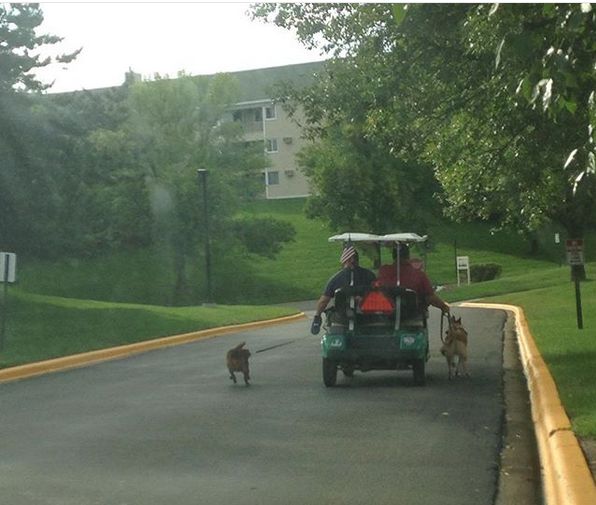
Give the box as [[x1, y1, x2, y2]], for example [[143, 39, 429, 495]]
[[457, 255, 470, 286], [0, 252, 17, 283]]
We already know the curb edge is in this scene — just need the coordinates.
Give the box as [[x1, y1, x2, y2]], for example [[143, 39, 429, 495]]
[[460, 302, 596, 505], [0, 312, 306, 383]]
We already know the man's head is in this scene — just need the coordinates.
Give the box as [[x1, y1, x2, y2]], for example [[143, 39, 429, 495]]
[[340, 244, 358, 268]]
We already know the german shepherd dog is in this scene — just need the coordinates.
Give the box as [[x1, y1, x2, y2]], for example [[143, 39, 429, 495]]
[[226, 342, 251, 385], [440, 316, 469, 379]]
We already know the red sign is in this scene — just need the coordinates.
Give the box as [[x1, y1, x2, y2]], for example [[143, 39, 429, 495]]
[[566, 239, 585, 266]]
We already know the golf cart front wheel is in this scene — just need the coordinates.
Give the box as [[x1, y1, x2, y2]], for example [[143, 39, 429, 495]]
[[413, 359, 426, 386], [323, 358, 338, 387]]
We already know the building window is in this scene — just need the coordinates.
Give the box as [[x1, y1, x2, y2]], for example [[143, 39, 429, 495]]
[[267, 171, 279, 185], [266, 138, 278, 153], [265, 105, 276, 120]]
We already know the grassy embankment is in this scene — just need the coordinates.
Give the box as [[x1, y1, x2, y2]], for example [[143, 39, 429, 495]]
[[1, 198, 594, 438]]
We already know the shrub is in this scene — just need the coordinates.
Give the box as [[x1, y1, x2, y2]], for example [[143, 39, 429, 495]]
[[470, 263, 502, 282]]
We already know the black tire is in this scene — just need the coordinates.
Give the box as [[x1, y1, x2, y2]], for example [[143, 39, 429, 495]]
[[323, 358, 338, 387], [413, 359, 426, 386]]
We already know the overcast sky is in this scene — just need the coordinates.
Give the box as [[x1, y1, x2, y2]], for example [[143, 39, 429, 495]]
[[35, 2, 327, 93]]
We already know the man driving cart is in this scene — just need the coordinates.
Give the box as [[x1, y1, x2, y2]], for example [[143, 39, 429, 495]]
[[311, 243, 376, 335]]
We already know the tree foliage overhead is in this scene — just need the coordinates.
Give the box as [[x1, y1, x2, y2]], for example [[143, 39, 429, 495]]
[[252, 3, 596, 241], [0, 3, 80, 92]]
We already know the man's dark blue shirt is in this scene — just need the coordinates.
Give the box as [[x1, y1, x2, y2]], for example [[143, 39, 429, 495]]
[[323, 266, 376, 298]]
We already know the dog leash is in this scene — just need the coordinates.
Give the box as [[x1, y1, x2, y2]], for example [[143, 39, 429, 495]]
[[440, 311, 453, 344], [255, 340, 296, 353]]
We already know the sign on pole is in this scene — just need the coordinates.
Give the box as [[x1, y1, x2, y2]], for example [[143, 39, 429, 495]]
[[0, 252, 16, 351], [456, 256, 470, 286], [566, 240, 585, 330], [565, 239, 584, 266], [0, 252, 16, 283]]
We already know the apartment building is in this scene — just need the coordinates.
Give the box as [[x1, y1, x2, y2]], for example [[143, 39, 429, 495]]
[[220, 61, 324, 199], [57, 61, 325, 199]]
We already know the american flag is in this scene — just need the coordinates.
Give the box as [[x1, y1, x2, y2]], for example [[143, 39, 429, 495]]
[[340, 244, 356, 264]]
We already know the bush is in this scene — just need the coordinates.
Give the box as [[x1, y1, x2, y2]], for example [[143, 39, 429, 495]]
[[470, 263, 502, 282]]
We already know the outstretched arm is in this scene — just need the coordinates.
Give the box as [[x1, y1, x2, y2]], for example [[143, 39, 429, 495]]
[[311, 294, 332, 335], [315, 294, 332, 316], [427, 293, 449, 313]]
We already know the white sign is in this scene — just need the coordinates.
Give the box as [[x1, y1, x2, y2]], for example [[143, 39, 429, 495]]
[[456, 255, 470, 286], [566, 239, 584, 266], [0, 252, 16, 283]]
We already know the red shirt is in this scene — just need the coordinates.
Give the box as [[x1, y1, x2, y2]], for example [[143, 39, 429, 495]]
[[377, 261, 433, 298]]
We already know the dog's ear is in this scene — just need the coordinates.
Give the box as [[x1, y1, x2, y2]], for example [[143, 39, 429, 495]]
[[456, 317, 461, 323]]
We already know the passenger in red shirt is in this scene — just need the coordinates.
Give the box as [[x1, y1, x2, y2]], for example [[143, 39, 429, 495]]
[[377, 244, 449, 313]]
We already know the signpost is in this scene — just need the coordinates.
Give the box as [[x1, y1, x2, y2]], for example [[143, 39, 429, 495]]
[[0, 252, 17, 350], [566, 239, 584, 330]]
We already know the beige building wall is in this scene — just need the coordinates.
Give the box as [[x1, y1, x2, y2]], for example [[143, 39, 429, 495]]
[[228, 99, 311, 199], [262, 103, 310, 199]]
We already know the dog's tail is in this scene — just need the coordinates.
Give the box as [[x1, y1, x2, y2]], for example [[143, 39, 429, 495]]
[[231, 342, 246, 351]]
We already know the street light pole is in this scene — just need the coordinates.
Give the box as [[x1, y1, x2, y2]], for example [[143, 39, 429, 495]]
[[197, 169, 213, 303]]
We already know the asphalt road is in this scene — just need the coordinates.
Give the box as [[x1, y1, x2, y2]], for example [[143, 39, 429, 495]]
[[1, 306, 509, 505]]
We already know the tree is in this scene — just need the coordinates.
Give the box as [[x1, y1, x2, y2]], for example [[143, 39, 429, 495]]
[[0, 3, 80, 93], [125, 73, 293, 303], [0, 3, 80, 256], [252, 4, 456, 233], [252, 3, 596, 251]]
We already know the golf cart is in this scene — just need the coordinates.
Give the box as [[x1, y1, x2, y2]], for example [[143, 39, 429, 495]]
[[320, 233, 430, 386]]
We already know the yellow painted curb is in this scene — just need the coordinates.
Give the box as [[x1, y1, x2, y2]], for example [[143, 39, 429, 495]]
[[0, 312, 306, 383], [460, 302, 596, 505]]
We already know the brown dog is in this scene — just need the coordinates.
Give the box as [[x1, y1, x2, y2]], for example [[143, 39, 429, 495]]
[[440, 316, 469, 379], [226, 342, 251, 385]]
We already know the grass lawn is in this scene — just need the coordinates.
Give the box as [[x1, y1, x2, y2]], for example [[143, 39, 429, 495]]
[[0, 289, 297, 369], [442, 263, 596, 439], [486, 276, 596, 438]]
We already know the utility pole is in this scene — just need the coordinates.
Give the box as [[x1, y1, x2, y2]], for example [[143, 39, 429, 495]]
[[197, 169, 213, 303]]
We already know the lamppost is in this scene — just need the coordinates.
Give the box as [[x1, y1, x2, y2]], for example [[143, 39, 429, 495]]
[[197, 169, 213, 303]]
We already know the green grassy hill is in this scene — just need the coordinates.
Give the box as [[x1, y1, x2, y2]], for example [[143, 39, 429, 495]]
[[16, 197, 577, 306]]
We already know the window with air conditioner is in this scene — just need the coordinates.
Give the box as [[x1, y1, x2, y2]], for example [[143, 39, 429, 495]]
[[267, 171, 280, 185]]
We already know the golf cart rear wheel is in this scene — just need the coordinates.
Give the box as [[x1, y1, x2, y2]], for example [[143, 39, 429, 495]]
[[342, 366, 354, 378], [413, 359, 426, 386], [323, 358, 338, 387]]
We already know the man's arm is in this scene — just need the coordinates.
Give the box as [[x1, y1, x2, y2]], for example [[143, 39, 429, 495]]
[[315, 294, 331, 316], [427, 293, 449, 313], [311, 294, 331, 335]]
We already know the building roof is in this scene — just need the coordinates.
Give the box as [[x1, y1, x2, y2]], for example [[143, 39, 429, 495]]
[[222, 61, 325, 102], [47, 60, 326, 102]]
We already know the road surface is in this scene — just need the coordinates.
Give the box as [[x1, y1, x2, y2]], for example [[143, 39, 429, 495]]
[[0, 306, 519, 504]]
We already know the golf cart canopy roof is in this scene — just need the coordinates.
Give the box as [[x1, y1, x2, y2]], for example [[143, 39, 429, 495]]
[[328, 232, 427, 244], [380, 233, 427, 244], [328, 233, 382, 243]]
